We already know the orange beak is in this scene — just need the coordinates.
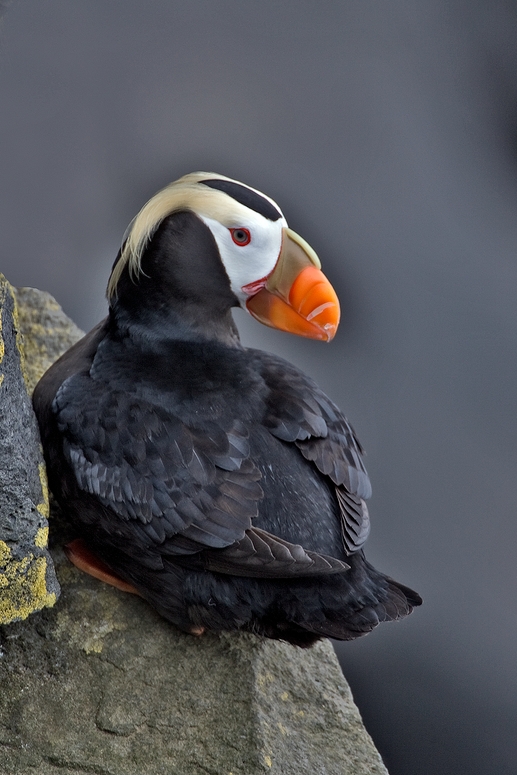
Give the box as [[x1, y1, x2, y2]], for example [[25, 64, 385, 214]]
[[245, 228, 340, 341]]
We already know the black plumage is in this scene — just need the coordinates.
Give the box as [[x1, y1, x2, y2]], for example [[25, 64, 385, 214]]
[[34, 174, 421, 646]]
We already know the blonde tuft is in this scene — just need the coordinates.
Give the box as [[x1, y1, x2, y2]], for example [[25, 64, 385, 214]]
[[107, 171, 241, 299]]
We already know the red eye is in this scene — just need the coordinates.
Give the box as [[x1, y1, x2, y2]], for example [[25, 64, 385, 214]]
[[230, 228, 251, 246]]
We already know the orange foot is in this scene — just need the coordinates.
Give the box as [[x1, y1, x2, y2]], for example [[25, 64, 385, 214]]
[[64, 538, 140, 596]]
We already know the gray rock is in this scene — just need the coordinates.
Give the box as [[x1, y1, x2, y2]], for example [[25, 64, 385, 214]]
[[12, 285, 84, 396], [0, 534, 388, 774], [0, 276, 61, 623]]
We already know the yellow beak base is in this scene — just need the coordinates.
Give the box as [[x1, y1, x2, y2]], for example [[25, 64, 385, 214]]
[[245, 229, 340, 341]]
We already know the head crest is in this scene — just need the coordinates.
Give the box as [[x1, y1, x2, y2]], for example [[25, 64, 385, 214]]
[[107, 172, 282, 298]]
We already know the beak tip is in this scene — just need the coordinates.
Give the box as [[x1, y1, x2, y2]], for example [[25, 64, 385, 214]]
[[322, 323, 338, 342]]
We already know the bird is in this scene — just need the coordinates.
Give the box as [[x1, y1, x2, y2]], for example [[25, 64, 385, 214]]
[[33, 172, 421, 647]]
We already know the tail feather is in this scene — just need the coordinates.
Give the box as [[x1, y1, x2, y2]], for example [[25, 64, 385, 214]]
[[294, 561, 422, 643]]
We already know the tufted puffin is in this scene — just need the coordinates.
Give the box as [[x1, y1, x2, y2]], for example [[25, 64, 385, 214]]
[[33, 172, 421, 646]]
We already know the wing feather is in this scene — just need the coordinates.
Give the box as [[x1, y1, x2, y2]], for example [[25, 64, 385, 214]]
[[202, 528, 350, 577], [256, 350, 372, 554], [54, 376, 260, 547], [54, 370, 351, 577]]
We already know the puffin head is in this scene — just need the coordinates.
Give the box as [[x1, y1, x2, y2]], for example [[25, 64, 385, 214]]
[[108, 172, 340, 342]]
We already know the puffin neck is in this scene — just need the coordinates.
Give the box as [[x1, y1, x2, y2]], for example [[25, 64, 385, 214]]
[[108, 210, 242, 348], [109, 297, 242, 349]]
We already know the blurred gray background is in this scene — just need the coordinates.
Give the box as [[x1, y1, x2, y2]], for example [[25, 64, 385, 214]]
[[1, 2, 516, 773]]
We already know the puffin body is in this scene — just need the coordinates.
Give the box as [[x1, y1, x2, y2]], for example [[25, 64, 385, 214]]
[[34, 173, 421, 646]]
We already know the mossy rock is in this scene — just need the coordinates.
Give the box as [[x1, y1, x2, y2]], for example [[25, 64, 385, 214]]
[[0, 277, 69, 624]]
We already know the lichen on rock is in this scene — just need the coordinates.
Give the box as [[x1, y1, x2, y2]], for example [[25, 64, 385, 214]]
[[0, 541, 56, 622], [0, 276, 72, 623], [12, 285, 84, 396]]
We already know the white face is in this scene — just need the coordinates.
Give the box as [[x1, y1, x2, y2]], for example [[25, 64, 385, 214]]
[[199, 212, 287, 305]]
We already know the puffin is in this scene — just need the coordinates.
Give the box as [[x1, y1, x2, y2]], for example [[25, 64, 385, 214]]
[[33, 172, 421, 646]]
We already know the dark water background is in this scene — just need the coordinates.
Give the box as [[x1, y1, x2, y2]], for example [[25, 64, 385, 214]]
[[1, 2, 516, 772]]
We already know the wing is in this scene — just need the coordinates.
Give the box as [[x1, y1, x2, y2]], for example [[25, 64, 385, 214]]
[[53, 373, 348, 577], [256, 350, 372, 554]]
